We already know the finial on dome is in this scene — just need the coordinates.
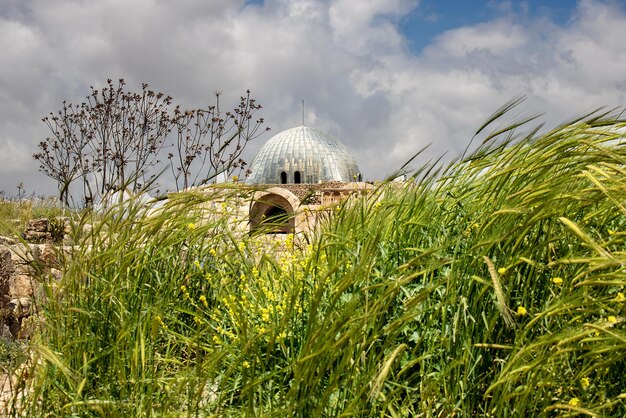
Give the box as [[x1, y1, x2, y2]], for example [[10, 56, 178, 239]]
[[301, 100, 305, 126]]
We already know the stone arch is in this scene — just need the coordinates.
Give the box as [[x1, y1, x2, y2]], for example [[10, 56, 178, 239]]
[[250, 187, 300, 234]]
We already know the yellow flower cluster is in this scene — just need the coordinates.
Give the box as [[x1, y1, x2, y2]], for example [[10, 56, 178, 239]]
[[154, 315, 168, 331], [180, 284, 190, 300], [178, 234, 318, 354], [551, 277, 563, 285], [580, 377, 590, 389]]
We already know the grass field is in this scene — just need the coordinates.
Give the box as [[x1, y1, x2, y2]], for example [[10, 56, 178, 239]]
[[5, 107, 626, 416]]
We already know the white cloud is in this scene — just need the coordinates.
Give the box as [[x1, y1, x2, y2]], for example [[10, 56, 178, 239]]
[[431, 20, 529, 58], [328, 0, 417, 55], [1, 0, 626, 195]]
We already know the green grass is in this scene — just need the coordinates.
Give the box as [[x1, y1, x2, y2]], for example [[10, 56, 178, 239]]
[[7, 107, 626, 416], [0, 197, 67, 237]]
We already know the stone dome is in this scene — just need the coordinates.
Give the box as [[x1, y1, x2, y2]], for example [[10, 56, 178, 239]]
[[246, 126, 361, 184]]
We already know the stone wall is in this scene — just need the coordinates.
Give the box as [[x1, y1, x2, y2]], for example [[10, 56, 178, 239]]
[[0, 219, 65, 339]]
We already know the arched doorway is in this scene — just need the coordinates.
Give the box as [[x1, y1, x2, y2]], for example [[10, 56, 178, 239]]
[[294, 171, 302, 184], [280, 171, 288, 184], [249, 190, 298, 234]]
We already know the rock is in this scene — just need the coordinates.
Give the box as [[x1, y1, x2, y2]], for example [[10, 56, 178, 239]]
[[0, 236, 16, 246], [8, 298, 30, 317], [48, 268, 62, 281], [0, 246, 12, 278], [26, 219, 49, 233], [0, 234, 66, 339], [0, 246, 12, 312], [9, 275, 34, 299], [0, 324, 11, 339], [22, 218, 55, 243], [7, 297, 32, 339], [39, 244, 57, 268], [20, 217, 72, 244]]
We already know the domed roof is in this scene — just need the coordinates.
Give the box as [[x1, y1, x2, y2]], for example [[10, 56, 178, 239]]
[[246, 126, 361, 184]]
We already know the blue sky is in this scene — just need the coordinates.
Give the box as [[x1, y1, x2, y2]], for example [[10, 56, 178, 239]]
[[401, 1, 577, 52], [1, 0, 626, 195]]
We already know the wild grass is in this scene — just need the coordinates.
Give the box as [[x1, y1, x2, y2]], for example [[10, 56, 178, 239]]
[[0, 197, 67, 237], [9, 107, 626, 416]]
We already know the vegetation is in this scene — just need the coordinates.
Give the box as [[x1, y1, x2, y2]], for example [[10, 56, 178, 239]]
[[7, 107, 626, 416], [34, 79, 268, 207], [0, 195, 66, 237]]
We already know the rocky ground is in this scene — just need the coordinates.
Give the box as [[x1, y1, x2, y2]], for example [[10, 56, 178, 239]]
[[0, 218, 68, 414]]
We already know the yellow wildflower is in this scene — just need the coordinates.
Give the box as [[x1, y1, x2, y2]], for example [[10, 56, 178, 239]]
[[568, 397, 580, 406], [497, 267, 507, 275], [261, 309, 270, 323], [232, 175, 239, 182], [615, 292, 625, 303], [552, 277, 563, 285], [194, 260, 201, 268], [209, 248, 217, 257], [580, 377, 590, 389], [242, 360, 250, 369], [155, 315, 168, 330], [517, 306, 527, 316], [199, 295, 208, 308], [187, 222, 196, 230], [608, 315, 618, 324], [180, 285, 187, 293]]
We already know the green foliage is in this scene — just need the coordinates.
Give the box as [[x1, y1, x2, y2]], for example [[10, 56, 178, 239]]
[[0, 338, 27, 374], [10, 108, 626, 416]]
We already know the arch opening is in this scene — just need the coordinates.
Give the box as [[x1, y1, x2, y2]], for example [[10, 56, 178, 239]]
[[250, 193, 295, 234], [280, 171, 288, 184], [294, 171, 301, 184]]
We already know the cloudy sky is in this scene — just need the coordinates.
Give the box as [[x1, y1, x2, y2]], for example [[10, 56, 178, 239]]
[[1, 0, 626, 197]]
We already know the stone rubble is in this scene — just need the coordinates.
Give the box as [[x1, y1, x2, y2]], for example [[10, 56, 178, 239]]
[[0, 218, 69, 340]]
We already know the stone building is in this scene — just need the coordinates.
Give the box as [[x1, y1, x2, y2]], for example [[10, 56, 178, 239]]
[[244, 125, 372, 234], [246, 125, 362, 185]]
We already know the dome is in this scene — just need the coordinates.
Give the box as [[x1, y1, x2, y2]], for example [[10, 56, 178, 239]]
[[246, 126, 361, 184]]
